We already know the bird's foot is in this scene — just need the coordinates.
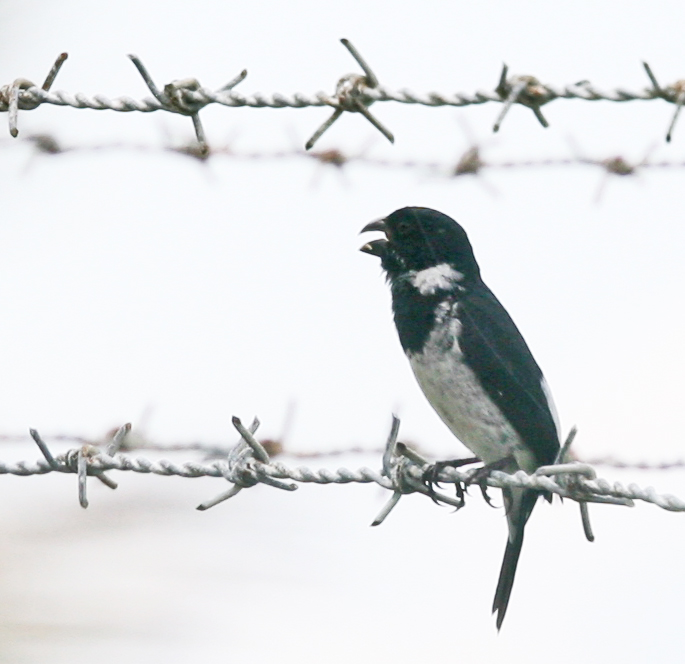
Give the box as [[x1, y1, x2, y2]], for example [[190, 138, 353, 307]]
[[421, 457, 481, 507], [465, 457, 513, 508]]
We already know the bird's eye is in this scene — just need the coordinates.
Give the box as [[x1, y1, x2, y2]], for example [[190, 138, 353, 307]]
[[396, 220, 412, 234]]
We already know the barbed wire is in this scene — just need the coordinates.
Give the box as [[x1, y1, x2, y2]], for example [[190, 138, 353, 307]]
[[2, 42, 683, 554], [8, 134, 682, 202], [2, 40, 685, 157], [1, 417, 683, 542]]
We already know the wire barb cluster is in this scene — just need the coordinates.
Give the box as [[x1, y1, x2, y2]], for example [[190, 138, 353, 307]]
[[0, 52, 68, 137], [2, 41, 685, 151], [304, 38, 394, 150], [1, 418, 684, 530]]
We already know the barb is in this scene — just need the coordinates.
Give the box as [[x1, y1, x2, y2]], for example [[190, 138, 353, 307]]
[[196, 416, 300, 511], [453, 145, 485, 176], [493, 64, 552, 132], [305, 38, 394, 150], [552, 426, 594, 541], [27, 426, 125, 507], [0, 52, 68, 137], [127, 54, 247, 157], [642, 61, 685, 142]]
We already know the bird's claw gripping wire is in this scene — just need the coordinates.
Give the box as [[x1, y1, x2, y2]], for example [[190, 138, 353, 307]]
[[421, 456, 481, 506]]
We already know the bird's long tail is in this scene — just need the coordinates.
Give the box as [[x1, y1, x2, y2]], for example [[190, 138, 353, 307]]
[[492, 488, 539, 630]]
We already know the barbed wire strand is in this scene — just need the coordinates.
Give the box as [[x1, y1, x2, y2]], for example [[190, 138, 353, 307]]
[[2, 41, 685, 150], [8, 135, 684, 200], [1, 418, 683, 534]]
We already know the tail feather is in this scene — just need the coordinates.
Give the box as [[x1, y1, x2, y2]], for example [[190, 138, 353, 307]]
[[492, 530, 525, 629], [492, 489, 539, 630]]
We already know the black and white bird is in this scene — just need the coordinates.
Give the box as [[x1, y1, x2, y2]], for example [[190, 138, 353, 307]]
[[360, 206, 561, 629]]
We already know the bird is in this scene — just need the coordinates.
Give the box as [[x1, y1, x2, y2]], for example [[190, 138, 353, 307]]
[[360, 206, 561, 629]]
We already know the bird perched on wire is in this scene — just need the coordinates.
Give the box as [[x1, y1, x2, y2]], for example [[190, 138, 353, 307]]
[[360, 206, 561, 629]]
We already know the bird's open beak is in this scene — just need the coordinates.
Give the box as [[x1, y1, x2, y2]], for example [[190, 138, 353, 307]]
[[359, 218, 389, 257]]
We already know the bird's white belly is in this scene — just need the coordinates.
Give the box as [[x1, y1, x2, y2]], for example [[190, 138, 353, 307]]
[[407, 317, 536, 472]]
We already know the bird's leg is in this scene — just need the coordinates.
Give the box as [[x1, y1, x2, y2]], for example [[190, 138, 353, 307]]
[[421, 456, 481, 506], [465, 456, 514, 508]]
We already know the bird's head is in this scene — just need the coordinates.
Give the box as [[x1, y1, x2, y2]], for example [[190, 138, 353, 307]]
[[360, 207, 480, 282]]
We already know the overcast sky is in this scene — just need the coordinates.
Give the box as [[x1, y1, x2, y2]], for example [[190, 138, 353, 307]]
[[1, 1, 684, 662]]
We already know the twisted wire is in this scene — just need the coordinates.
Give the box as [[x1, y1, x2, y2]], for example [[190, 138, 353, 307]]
[[1, 450, 683, 512], [12, 136, 685, 190], [2, 46, 682, 149], [0, 81, 663, 116]]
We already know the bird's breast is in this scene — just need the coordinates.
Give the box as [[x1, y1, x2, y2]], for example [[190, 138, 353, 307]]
[[407, 307, 535, 471]]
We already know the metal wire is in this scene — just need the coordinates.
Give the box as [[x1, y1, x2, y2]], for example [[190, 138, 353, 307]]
[[11, 135, 685, 198], [2, 42, 685, 148], [0, 65, 665, 112], [1, 418, 683, 521], [2, 40, 685, 523]]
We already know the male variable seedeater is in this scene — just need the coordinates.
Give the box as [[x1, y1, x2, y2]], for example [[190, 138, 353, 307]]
[[360, 206, 561, 629]]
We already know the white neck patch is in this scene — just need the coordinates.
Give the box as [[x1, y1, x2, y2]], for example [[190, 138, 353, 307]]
[[409, 263, 464, 295]]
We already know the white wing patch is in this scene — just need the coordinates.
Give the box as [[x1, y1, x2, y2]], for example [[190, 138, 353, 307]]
[[540, 376, 562, 444], [409, 263, 464, 296]]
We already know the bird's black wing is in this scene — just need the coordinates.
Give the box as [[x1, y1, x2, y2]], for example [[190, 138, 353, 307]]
[[459, 285, 559, 628], [458, 284, 560, 466]]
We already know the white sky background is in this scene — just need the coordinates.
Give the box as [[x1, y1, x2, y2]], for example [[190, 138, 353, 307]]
[[1, 1, 684, 662]]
